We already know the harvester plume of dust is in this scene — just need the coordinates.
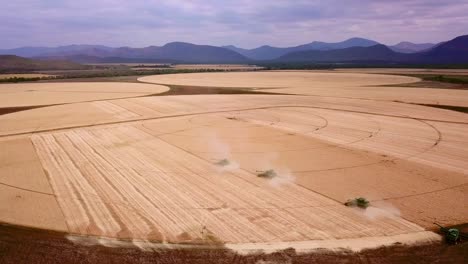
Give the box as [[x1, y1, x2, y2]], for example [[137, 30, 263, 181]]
[[207, 131, 296, 187], [67, 234, 188, 252], [363, 201, 402, 221], [66, 235, 144, 250], [208, 131, 240, 171], [268, 167, 296, 188], [342, 169, 401, 221], [256, 152, 296, 188]]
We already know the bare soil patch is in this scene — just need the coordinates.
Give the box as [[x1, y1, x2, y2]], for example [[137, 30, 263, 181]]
[[384, 80, 468, 90], [156, 85, 288, 96], [0, 223, 466, 264], [0, 105, 45, 116], [38, 75, 143, 83]]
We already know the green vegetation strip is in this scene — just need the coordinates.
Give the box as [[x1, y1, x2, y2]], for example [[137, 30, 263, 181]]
[[0, 76, 54, 83], [0, 68, 239, 83], [422, 75, 468, 84], [257, 62, 468, 70]]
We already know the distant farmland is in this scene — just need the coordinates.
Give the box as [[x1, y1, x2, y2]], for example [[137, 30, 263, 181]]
[[0, 73, 54, 79]]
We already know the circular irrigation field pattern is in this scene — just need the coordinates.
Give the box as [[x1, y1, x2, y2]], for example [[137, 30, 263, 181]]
[[0, 72, 467, 261]]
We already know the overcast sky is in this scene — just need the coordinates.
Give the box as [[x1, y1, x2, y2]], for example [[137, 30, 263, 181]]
[[1, 0, 467, 49]]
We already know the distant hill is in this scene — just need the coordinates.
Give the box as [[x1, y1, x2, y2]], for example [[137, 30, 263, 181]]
[[303, 38, 381, 50], [223, 38, 380, 60], [276, 35, 468, 64], [416, 35, 468, 63], [0, 45, 114, 58], [389, 42, 437, 53], [223, 45, 292, 61], [143, 42, 248, 63], [0, 55, 88, 72], [277, 44, 401, 63], [1, 35, 466, 64], [1, 43, 249, 64]]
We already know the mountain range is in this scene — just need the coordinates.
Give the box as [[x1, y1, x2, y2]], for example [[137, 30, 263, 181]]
[[0, 35, 467, 64], [277, 35, 468, 64], [389, 42, 438, 53], [222, 38, 380, 60], [0, 43, 247, 64]]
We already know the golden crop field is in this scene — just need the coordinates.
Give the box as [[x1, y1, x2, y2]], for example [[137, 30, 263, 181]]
[[335, 68, 468, 76], [0, 82, 169, 108], [139, 71, 468, 107], [0, 71, 467, 253]]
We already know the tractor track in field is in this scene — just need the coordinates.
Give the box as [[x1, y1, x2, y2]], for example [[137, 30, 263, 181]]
[[2, 103, 468, 139]]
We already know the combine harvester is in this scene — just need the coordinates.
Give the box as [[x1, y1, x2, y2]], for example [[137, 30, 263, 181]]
[[434, 223, 467, 245]]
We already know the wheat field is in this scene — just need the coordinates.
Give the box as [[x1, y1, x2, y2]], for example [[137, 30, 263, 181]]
[[0, 71, 467, 251]]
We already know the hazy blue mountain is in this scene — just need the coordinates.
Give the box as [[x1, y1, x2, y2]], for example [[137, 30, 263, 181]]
[[277, 44, 400, 62], [276, 35, 468, 64], [389, 42, 437, 53], [416, 35, 468, 63], [0, 47, 51, 57], [105, 42, 249, 63], [222, 45, 292, 61], [302, 38, 380, 50], [221, 45, 248, 55], [0, 45, 114, 57], [146, 42, 248, 63], [1, 42, 248, 63], [1, 35, 466, 64], [223, 38, 380, 60]]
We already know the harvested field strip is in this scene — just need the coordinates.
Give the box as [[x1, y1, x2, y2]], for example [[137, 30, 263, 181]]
[[3, 102, 468, 140], [91, 101, 140, 120], [0, 182, 54, 196], [33, 134, 121, 236], [32, 125, 423, 243], [39, 89, 151, 94], [0, 82, 169, 108], [111, 100, 161, 116], [150, 108, 464, 177], [3, 103, 464, 179], [377, 182, 468, 201], [236, 108, 467, 174], [134, 96, 214, 114]]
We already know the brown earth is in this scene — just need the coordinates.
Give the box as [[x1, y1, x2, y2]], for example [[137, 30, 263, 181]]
[[0, 223, 466, 264]]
